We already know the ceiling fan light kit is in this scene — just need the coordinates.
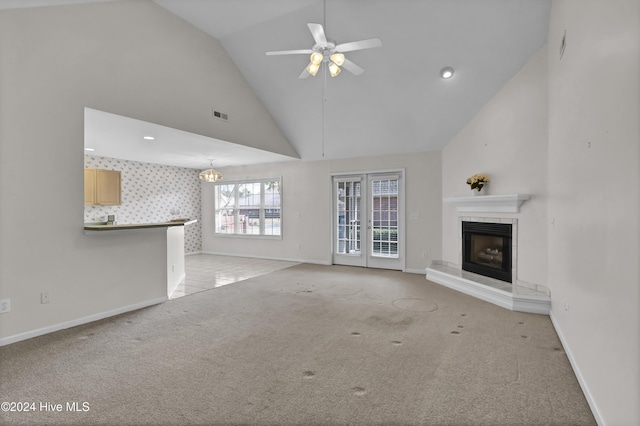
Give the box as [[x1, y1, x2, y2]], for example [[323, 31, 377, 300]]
[[266, 22, 381, 79]]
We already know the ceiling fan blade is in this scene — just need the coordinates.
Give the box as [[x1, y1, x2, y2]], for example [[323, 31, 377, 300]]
[[298, 65, 311, 79], [335, 37, 382, 53], [341, 58, 364, 75], [307, 23, 327, 46], [266, 49, 313, 56]]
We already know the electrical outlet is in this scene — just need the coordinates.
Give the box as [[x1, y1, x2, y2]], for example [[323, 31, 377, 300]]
[[41, 292, 50, 304], [563, 302, 569, 318], [0, 299, 10, 313], [422, 251, 428, 259]]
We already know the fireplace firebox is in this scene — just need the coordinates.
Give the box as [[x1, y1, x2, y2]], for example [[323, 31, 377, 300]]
[[462, 221, 512, 283]]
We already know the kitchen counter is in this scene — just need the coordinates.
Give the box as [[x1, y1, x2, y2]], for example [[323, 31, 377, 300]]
[[83, 219, 195, 298], [84, 219, 197, 231]]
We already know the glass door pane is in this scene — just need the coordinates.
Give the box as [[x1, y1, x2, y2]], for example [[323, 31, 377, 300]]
[[370, 178, 398, 258], [333, 177, 366, 267], [337, 180, 361, 254], [367, 174, 403, 270]]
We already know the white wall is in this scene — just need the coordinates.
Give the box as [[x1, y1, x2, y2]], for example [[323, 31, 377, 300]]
[[167, 226, 185, 296], [547, 1, 639, 424], [201, 151, 442, 273], [85, 155, 202, 253], [201, 160, 331, 264], [0, 1, 293, 342], [442, 45, 549, 289]]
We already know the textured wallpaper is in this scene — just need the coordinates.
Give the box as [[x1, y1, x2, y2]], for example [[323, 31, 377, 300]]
[[84, 155, 202, 253]]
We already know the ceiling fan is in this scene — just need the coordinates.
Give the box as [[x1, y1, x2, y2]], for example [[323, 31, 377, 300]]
[[266, 23, 382, 79]]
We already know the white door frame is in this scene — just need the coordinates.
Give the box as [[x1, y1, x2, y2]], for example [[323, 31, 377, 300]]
[[331, 169, 405, 271]]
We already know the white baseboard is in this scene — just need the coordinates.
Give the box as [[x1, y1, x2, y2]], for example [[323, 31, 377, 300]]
[[0, 296, 168, 347], [197, 251, 331, 265], [404, 268, 428, 274], [549, 311, 604, 426], [168, 272, 186, 299]]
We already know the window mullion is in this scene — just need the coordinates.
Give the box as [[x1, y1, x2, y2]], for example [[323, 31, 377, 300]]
[[260, 182, 265, 234], [233, 185, 240, 234], [214, 178, 281, 237]]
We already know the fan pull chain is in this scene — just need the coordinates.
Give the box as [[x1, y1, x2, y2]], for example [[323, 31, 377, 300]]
[[322, 0, 326, 158], [322, 63, 326, 158]]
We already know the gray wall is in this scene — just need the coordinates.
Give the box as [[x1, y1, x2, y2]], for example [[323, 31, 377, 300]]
[[0, 0, 293, 341], [440, 1, 640, 422], [442, 45, 549, 289], [546, 1, 639, 423], [201, 152, 443, 273]]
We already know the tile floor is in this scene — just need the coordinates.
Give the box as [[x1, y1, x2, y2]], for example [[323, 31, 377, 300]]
[[170, 254, 300, 299]]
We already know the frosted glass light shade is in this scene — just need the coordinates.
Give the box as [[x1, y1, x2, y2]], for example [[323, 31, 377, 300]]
[[328, 62, 341, 77], [310, 52, 323, 65], [307, 62, 320, 76], [330, 53, 345, 66]]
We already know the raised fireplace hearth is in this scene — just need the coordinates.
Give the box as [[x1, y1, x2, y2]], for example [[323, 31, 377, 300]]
[[462, 221, 512, 283], [427, 211, 549, 315]]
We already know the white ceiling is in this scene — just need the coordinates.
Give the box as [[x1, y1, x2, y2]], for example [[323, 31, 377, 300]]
[[84, 108, 296, 169], [2, 0, 551, 167]]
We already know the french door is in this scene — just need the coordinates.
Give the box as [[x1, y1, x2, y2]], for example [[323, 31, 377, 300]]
[[332, 172, 404, 270]]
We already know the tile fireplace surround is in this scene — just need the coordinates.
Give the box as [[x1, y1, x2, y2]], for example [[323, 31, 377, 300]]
[[427, 206, 551, 315]]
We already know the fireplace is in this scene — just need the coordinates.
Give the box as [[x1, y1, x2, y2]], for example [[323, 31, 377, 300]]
[[462, 221, 512, 283]]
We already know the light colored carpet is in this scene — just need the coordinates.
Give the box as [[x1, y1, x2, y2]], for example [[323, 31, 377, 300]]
[[0, 264, 595, 425]]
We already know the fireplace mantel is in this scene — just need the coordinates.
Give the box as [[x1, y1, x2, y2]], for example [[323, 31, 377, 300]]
[[444, 194, 531, 213]]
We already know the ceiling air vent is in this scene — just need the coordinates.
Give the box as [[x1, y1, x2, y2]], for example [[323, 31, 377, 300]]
[[212, 109, 228, 121]]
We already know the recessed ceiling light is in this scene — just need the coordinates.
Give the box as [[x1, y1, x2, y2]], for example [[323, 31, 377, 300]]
[[84, 148, 95, 152], [143, 136, 155, 140], [440, 66, 454, 79]]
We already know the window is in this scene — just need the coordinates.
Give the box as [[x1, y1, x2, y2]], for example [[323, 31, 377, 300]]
[[214, 178, 281, 237]]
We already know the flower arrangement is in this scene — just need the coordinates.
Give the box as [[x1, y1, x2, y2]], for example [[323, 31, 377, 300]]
[[466, 173, 490, 192]]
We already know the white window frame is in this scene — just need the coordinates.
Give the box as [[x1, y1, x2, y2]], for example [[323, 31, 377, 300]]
[[214, 177, 282, 239]]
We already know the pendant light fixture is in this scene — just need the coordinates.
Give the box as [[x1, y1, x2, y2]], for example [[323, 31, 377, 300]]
[[199, 159, 223, 182]]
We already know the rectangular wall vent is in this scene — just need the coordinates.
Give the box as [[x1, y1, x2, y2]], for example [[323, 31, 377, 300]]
[[212, 109, 228, 121]]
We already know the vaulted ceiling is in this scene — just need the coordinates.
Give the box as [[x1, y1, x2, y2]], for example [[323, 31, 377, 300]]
[[1, 0, 551, 165]]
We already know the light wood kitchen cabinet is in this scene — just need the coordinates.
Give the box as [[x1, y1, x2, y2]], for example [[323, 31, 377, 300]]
[[84, 168, 121, 205]]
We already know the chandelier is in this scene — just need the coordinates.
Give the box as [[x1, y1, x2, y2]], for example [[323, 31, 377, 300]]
[[199, 160, 223, 182]]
